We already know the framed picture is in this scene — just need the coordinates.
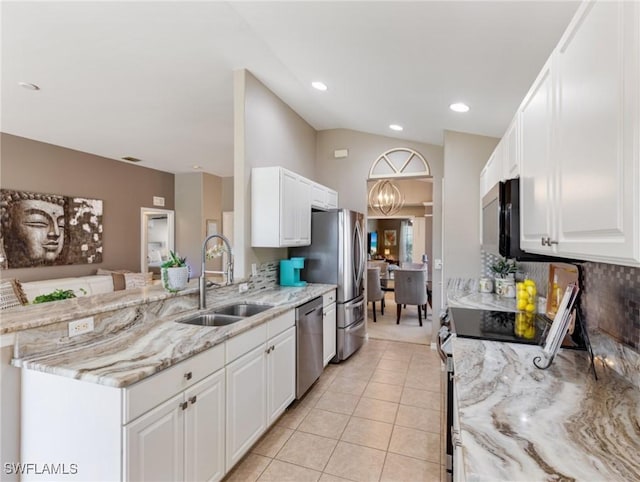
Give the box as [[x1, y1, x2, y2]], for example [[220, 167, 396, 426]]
[[384, 229, 397, 247], [206, 219, 218, 237], [0, 189, 103, 269]]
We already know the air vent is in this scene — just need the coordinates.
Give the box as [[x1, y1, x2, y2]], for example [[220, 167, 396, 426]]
[[121, 156, 142, 163]]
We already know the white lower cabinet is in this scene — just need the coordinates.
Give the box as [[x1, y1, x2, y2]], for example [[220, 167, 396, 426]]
[[125, 393, 185, 482], [267, 327, 296, 425], [225, 343, 268, 469], [125, 370, 225, 482], [225, 312, 296, 470], [19, 308, 299, 482], [322, 290, 337, 367]]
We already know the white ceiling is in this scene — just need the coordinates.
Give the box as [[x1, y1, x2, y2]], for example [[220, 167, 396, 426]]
[[1, 1, 579, 178]]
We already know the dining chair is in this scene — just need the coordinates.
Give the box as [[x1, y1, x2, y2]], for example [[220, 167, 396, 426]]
[[393, 268, 428, 326], [367, 267, 385, 322]]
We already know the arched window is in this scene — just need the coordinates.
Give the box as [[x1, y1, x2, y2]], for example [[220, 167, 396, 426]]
[[368, 148, 431, 179]]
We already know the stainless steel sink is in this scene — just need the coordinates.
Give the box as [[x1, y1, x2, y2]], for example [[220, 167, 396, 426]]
[[178, 313, 244, 327], [176, 303, 273, 327], [213, 303, 273, 317]]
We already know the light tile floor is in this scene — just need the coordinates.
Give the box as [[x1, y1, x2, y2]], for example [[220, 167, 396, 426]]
[[223, 332, 445, 482]]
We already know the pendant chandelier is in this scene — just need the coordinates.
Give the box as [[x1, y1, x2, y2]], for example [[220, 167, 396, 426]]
[[368, 179, 405, 216]]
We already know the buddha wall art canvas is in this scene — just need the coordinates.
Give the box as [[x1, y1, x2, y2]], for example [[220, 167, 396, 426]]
[[0, 189, 103, 269]]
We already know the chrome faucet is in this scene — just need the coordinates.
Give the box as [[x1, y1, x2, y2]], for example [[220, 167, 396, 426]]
[[199, 234, 234, 310]]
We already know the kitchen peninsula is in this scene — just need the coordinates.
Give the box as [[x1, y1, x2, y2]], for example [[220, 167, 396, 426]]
[[2, 273, 336, 482]]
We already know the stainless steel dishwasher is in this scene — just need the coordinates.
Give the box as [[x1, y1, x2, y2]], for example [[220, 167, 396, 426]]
[[295, 296, 324, 398]]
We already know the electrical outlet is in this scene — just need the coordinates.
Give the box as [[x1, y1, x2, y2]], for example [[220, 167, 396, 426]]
[[238, 283, 249, 293], [251, 263, 258, 277], [434, 259, 443, 270], [68, 317, 94, 337]]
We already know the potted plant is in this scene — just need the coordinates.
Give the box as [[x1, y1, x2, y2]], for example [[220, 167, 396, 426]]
[[161, 251, 189, 292], [490, 257, 517, 296]]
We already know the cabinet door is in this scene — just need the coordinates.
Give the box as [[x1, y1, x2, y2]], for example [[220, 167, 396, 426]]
[[226, 344, 267, 469], [311, 182, 327, 209], [125, 393, 185, 482], [504, 116, 520, 179], [280, 170, 300, 246], [267, 326, 296, 425], [184, 370, 225, 482], [326, 189, 338, 209], [297, 177, 312, 245], [520, 60, 555, 253], [554, 1, 639, 264], [323, 303, 337, 367]]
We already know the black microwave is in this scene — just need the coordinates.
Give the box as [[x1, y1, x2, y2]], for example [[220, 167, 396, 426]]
[[482, 177, 555, 261]]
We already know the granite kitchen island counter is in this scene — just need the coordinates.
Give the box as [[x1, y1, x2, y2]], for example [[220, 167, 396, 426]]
[[12, 283, 335, 388], [453, 336, 640, 482]]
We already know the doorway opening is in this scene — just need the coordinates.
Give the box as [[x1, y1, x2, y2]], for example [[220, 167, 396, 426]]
[[140, 207, 175, 278]]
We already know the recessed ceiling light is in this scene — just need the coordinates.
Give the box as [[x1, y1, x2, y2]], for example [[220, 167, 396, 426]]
[[450, 102, 470, 113], [18, 82, 40, 91], [192, 165, 202, 170], [121, 156, 142, 163], [389, 124, 403, 131], [311, 81, 328, 91]]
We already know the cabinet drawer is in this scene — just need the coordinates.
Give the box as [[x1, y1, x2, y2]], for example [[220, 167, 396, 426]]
[[323, 291, 336, 306], [267, 310, 295, 339], [226, 323, 267, 364], [123, 343, 224, 424]]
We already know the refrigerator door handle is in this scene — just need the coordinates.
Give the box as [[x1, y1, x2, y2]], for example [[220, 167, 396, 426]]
[[353, 219, 365, 289]]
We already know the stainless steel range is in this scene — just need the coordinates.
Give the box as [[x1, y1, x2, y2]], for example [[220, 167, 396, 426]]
[[436, 307, 588, 481]]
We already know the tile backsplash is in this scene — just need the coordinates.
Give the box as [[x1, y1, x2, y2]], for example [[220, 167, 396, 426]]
[[580, 262, 640, 352], [482, 251, 640, 353]]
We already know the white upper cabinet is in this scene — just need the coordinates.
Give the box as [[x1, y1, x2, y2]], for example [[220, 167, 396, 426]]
[[517, 0, 640, 266], [252, 167, 336, 247], [503, 116, 520, 179], [311, 181, 339, 211], [251, 167, 311, 247], [553, 1, 639, 264], [520, 59, 555, 253], [480, 141, 504, 198]]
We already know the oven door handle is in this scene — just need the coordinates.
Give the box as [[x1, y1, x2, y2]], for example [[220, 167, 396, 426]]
[[436, 327, 451, 363]]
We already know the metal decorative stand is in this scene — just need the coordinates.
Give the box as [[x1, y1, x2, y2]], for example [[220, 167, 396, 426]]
[[532, 267, 597, 380], [533, 309, 597, 379]]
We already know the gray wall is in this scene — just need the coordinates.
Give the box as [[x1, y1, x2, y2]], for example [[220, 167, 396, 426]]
[[0, 133, 175, 282], [442, 130, 499, 287], [175, 172, 223, 276], [234, 70, 318, 278], [315, 128, 444, 325]]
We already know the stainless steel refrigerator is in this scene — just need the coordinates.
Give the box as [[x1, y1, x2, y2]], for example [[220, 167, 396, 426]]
[[291, 209, 366, 362]]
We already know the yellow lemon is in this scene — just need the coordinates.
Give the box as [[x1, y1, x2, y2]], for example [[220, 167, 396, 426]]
[[526, 286, 537, 297], [516, 282, 525, 291], [524, 279, 535, 287], [525, 303, 535, 313], [517, 299, 527, 310]]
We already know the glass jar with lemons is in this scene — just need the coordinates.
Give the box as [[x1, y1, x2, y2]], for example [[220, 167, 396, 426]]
[[516, 278, 537, 313]]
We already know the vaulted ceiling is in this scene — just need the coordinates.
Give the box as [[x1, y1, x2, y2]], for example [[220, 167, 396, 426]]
[[1, 1, 579, 177]]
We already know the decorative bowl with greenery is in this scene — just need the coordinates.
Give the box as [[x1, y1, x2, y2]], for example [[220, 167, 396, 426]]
[[161, 251, 189, 292], [161, 251, 187, 269], [490, 257, 518, 279]]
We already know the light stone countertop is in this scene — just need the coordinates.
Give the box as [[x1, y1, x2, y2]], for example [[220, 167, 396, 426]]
[[453, 337, 640, 482], [12, 284, 335, 388], [0, 281, 202, 335], [446, 278, 518, 312]]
